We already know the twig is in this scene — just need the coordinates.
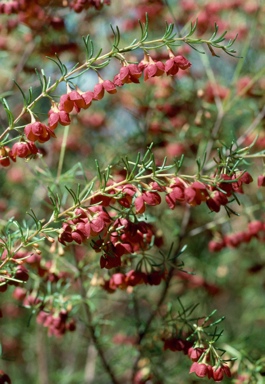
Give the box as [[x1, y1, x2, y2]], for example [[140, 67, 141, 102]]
[[131, 206, 191, 382]]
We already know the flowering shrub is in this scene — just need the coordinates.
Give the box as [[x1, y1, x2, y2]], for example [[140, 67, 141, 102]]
[[0, 0, 265, 383]]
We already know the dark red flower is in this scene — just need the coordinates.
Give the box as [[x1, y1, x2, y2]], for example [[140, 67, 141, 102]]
[[125, 270, 146, 287], [164, 337, 192, 354], [206, 190, 228, 212], [0, 370, 11, 384], [100, 253, 121, 269]]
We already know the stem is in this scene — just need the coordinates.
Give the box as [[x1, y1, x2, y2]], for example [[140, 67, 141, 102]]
[[131, 207, 191, 382], [56, 125, 70, 182], [77, 272, 120, 384], [200, 52, 225, 169], [84, 344, 97, 384], [36, 325, 49, 384]]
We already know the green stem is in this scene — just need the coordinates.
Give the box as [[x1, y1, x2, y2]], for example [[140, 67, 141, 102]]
[[56, 125, 70, 182]]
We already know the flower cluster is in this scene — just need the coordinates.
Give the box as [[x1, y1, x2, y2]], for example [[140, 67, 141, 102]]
[[0, 52, 192, 169], [69, 0, 111, 13], [209, 220, 265, 252], [102, 269, 166, 292], [0, 51, 191, 170], [190, 361, 231, 381], [37, 309, 76, 337], [0, 251, 29, 292], [59, 206, 111, 245], [46, 53, 191, 132], [0, 146, 16, 167], [165, 172, 253, 212], [56, 168, 254, 272], [94, 218, 161, 269], [0, 141, 39, 166], [163, 335, 232, 382], [0, 0, 111, 15], [12, 287, 76, 337]]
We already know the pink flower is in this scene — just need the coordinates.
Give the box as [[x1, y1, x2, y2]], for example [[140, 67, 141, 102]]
[[113, 64, 143, 86], [258, 175, 265, 187], [81, 91, 94, 108], [138, 55, 165, 81], [59, 90, 86, 113], [48, 104, 71, 129], [165, 54, 191, 76], [188, 347, 206, 361], [93, 79, 117, 100], [189, 362, 213, 379]]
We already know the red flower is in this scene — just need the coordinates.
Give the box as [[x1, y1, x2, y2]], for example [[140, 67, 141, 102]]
[[206, 190, 228, 212], [139, 55, 165, 81], [184, 181, 208, 206], [208, 239, 225, 252], [48, 104, 71, 129], [165, 178, 186, 209], [146, 270, 165, 286], [24, 121, 55, 143], [80, 91, 94, 108], [258, 175, 265, 187], [165, 54, 191, 75], [134, 190, 161, 213], [248, 220, 264, 235], [113, 63, 143, 86], [93, 79, 117, 100], [212, 364, 232, 381], [100, 253, 121, 269], [11, 141, 38, 158], [109, 273, 126, 290], [59, 90, 86, 113], [125, 270, 146, 287], [0, 146, 15, 167], [14, 265, 29, 282], [188, 347, 206, 361], [116, 184, 138, 207], [189, 362, 213, 379], [174, 55, 192, 70], [163, 337, 192, 354]]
